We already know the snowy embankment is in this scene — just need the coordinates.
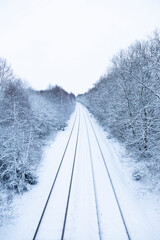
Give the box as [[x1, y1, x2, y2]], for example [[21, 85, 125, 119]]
[[0, 104, 160, 239], [86, 108, 160, 240], [0, 107, 77, 240]]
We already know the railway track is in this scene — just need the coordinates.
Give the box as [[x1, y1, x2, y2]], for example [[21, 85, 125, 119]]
[[83, 106, 132, 240], [84, 111, 102, 240], [32, 106, 80, 240], [32, 103, 132, 240]]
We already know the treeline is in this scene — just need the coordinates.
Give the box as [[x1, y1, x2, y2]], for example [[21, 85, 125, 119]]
[[78, 30, 160, 189], [0, 58, 75, 224]]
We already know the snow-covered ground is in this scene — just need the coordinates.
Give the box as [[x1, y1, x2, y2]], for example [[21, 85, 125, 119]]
[[0, 103, 160, 240]]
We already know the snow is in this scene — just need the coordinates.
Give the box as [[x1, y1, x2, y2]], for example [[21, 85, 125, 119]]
[[0, 103, 160, 240]]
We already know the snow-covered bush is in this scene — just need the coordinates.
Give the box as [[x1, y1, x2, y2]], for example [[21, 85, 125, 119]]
[[0, 78, 35, 193]]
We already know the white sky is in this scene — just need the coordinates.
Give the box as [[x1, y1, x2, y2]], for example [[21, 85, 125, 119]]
[[0, 0, 160, 95]]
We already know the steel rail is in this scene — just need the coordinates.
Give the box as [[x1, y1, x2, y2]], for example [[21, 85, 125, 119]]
[[83, 112, 102, 240], [83, 106, 132, 240], [61, 110, 80, 240], [32, 107, 79, 240]]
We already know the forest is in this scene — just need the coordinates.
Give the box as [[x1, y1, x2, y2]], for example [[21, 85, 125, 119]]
[[78, 30, 160, 191], [0, 58, 75, 225]]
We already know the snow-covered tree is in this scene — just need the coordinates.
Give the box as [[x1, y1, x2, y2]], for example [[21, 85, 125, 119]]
[[78, 30, 160, 190]]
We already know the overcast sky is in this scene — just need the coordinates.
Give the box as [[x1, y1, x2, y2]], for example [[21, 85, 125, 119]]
[[0, 0, 160, 94]]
